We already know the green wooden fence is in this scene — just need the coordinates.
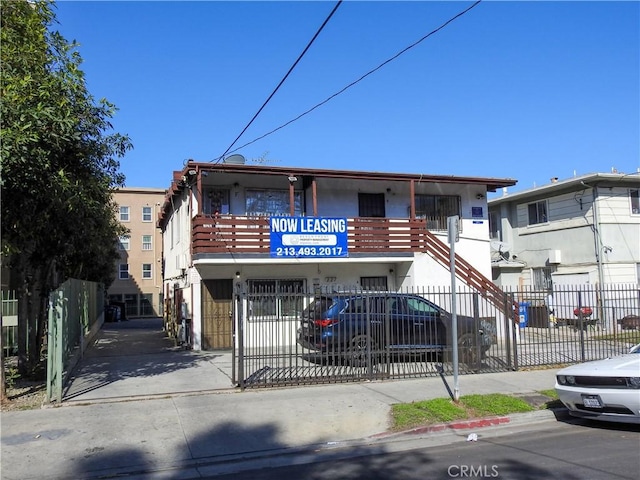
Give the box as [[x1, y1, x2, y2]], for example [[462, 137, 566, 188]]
[[47, 279, 104, 403]]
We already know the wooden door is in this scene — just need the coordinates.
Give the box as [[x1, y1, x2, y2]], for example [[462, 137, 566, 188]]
[[202, 279, 233, 349]]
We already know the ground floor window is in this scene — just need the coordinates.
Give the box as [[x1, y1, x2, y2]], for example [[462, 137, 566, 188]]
[[109, 293, 158, 317], [360, 276, 388, 291], [248, 279, 305, 321], [140, 294, 154, 316], [533, 267, 555, 290]]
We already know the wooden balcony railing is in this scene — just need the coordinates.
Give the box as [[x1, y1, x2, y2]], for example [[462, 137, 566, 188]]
[[192, 215, 430, 255], [191, 214, 517, 321]]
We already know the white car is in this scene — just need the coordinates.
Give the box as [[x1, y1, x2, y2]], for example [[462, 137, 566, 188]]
[[555, 344, 640, 424]]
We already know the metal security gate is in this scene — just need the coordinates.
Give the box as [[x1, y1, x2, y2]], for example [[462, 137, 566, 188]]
[[235, 287, 515, 389], [234, 284, 639, 389], [511, 284, 639, 368]]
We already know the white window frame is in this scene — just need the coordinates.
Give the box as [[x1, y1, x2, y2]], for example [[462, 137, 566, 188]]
[[247, 279, 305, 322], [527, 200, 548, 225], [119, 206, 130, 222], [119, 264, 129, 280], [142, 264, 152, 279], [630, 189, 640, 215], [119, 235, 130, 251], [142, 235, 152, 251], [142, 206, 153, 222]]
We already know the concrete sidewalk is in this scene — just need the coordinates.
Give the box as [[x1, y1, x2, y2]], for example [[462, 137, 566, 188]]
[[1, 318, 561, 480]]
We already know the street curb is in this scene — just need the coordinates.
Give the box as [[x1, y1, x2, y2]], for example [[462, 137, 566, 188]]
[[89, 410, 565, 480], [371, 408, 560, 441]]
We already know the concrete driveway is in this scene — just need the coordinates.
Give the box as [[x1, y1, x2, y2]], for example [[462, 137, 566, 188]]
[[62, 317, 236, 403]]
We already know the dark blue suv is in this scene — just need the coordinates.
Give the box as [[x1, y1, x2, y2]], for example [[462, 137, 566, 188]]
[[296, 293, 495, 367]]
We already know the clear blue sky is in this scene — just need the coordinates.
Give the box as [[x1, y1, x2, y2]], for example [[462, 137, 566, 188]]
[[53, 1, 639, 194]]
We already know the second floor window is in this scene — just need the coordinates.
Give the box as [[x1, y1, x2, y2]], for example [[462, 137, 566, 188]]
[[142, 264, 152, 279], [415, 194, 461, 231], [245, 189, 302, 217], [142, 206, 152, 222], [119, 264, 129, 280], [631, 189, 640, 215], [528, 200, 548, 225], [205, 189, 230, 215], [119, 235, 130, 251], [119, 206, 130, 222], [142, 235, 152, 251], [488, 211, 499, 240]]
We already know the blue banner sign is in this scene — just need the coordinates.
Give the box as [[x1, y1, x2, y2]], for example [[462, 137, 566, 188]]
[[270, 217, 349, 258]]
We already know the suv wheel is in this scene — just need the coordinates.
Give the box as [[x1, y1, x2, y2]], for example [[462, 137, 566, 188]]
[[458, 333, 480, 370], [442, 334, 481, 370], [345, 335, 376, 368]]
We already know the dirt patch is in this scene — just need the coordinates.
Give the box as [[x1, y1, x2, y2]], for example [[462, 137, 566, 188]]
[[2, 360, 48, 411], [2, 379, 47, 411]]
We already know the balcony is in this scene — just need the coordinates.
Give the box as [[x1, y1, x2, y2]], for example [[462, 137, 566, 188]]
[[192, 215, 431, 256]]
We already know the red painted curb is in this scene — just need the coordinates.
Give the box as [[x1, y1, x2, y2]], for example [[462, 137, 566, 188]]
[[373, 416, 511, 439]]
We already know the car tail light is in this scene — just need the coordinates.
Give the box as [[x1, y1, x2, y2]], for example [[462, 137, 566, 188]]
[[314, 318, 338, 327]]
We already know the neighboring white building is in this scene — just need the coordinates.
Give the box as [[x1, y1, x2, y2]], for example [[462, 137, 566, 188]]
[[158, 160, 516, 351], [488, 172, 640, 289]]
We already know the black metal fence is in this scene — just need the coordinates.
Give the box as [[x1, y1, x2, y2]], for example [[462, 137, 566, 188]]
[[233, 284, 640, 389]]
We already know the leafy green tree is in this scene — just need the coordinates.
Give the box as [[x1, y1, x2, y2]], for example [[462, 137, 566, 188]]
[[1, 0, 132, 376]]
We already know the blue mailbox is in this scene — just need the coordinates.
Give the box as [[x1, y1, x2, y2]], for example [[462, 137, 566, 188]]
[[518, 302, 530, 329]]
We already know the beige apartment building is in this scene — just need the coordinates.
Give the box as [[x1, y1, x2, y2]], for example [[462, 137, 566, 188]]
[[108, 187, 166, 317]]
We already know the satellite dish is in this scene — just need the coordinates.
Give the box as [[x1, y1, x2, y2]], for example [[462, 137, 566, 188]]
[[490, 240, 511, 261], [224, 154, 246, 165], [490, 240, 510, 252]]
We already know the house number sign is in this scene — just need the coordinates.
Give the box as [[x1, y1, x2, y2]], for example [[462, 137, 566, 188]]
[[270, 217, 349, 258]]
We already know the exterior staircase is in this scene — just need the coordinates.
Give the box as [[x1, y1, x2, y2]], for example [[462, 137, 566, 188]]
[[423, 229, 518, 323]]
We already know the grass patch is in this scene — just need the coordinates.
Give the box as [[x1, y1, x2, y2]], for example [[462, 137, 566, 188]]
[[392, 398, 468, 429], [538, 389, 558, 399], [459, 393, 534, 416], [593, 331, 640, 344], [391, 393, 535, 431], [537, 389, 564, 409]]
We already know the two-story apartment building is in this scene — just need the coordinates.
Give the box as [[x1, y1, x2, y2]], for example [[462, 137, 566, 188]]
[[488, 172, 640, 324], [109, 187, 166, 318], [158, 159, 516, 351]]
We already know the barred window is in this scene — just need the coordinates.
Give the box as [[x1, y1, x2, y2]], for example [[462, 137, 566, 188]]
[[415, 194, 461, 231], [245, 189, 302, 217], [360, 276, 388, 291], [533, 267, 554, 290], [247, 279, 305, 321], [205, 189, 230, 215]]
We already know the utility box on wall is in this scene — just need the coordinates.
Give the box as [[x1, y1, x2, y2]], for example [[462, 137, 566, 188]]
[[548, 250, 562, 264]]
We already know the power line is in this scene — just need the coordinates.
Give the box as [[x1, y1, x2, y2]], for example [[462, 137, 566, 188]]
[[221, 0, 483, 158], [213, 0, 343, 163]]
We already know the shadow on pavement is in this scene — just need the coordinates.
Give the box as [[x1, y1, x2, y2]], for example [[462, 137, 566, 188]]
[[63, 317, 234, 402]]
